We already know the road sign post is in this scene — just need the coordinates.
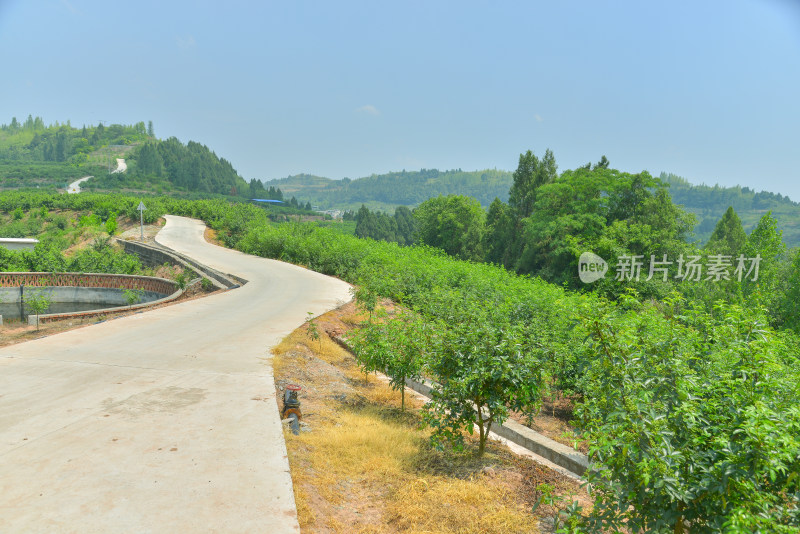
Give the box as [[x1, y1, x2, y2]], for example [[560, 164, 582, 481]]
[[137, 201, 146, 241]]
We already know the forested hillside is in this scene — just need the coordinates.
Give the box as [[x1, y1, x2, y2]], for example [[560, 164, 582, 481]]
[[263, 169, 513, 211], [265, 167, 800, 247], [89, 138, 252, 197], [661, 172, 800, 245], [0, 116, 291, 202], [0, 116, 150, 188]]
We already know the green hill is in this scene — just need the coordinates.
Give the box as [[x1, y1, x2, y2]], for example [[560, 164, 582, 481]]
[[0, 116, 252, 199], [661, 173, 800, 246], [5, 117, 800, 247], [263, 169, 513, 211], [0, 115, 150, 189], [265, 167, 800, 247]]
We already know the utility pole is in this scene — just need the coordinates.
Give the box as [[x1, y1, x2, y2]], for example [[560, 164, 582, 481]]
[[137, 202, 146, 241]]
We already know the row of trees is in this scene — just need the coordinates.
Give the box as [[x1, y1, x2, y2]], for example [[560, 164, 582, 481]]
[[353, 205, 417, 245], [248, 178, 284, 200]]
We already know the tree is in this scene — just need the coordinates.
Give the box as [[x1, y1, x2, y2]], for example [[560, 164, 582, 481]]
[[705, 206, 747, 255], [354, 205, 399, 243], [514, 167, 607, 281], [413, 195, 485, 261], [355, 205, 378, 239], [779, 250, 800, 332], [123, 287, 144, 308], [105, 212, 118, 235], [741, 211, 785, 312], [423, 311, 542, 456], [482, 198, 515, 267], [393, 206, 417, 246], [248, 178, 266, 199], [350, 313, 425, 410], [25, 290, 51, 330], [147, 120, 154, 137], [508, 149, 557, 219]]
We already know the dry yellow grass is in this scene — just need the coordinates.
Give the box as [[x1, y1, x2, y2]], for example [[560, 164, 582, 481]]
[[273, 304, 542, 533], [285, 407, 536, 533], [387, 477, 534, 534]]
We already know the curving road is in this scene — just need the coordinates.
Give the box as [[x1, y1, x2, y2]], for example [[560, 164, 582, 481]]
[[111, 158, 127, 174], [67, 175, 93, 194], [0, 215, 352, 533]]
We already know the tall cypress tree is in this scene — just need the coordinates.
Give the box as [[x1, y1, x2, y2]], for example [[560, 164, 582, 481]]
[[705, 206, 747, 255]]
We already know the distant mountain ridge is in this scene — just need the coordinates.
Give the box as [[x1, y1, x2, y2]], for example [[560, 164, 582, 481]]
[[265, 168, 800, 247], [660, 173, 800, 246], [263, 169, 513, 211]]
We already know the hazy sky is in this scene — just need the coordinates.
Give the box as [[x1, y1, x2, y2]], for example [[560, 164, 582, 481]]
[[1, 1, 799, 199]]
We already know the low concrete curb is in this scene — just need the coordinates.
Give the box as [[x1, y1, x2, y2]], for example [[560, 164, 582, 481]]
[[332, 335, 589, 477], [29, 286, 184, 325]]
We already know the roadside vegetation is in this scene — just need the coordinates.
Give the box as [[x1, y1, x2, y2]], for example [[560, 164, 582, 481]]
[[273, 302, 584, 533], [191, 190, 799, 531]]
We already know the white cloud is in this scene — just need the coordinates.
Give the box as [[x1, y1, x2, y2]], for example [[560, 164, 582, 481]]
[[535, 114, 543, 122], [356, 104, 380, 116], [176, 35, 196, 50]]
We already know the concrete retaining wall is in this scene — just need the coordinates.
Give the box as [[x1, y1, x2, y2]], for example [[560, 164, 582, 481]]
[[119, 239, 246, 290]]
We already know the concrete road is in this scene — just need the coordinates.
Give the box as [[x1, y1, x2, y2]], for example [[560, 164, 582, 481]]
[[0, 215, 352, 533], [67, 175, 93, 194], [111, 158, 127, 174]]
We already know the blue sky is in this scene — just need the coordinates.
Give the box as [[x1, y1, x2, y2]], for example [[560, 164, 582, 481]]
[[1, 0, 799, 199]]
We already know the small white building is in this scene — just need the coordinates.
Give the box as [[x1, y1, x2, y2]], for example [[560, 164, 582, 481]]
[[0, 238, 39, 251]]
